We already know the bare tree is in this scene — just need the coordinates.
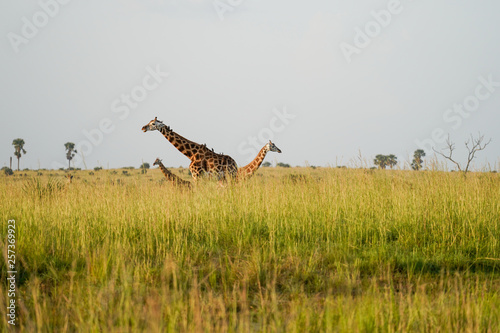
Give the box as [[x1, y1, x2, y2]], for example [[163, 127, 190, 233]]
[[433, 133, 491, 173]]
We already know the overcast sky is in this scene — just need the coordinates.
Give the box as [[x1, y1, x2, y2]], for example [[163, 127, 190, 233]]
[[1, 0, 499, 170]]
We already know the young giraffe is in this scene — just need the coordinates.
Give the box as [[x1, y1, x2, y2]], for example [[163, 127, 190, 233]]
[[142, 117, 238, 181], [238, 140, 282, 179], [153, 158, 191, 188]]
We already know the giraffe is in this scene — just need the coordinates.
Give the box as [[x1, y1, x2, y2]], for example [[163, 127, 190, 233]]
[[153, 158, 191, 188], [238, 140, 282, 179], [142, 117, 238, 181]]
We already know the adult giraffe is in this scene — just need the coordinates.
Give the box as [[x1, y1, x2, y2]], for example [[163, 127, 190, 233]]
[[142, 117, 238, 181]]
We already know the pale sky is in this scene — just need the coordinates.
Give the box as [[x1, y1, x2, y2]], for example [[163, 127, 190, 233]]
[[1, 0, 499, 170]]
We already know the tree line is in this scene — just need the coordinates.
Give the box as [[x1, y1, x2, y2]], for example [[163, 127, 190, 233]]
[[4, 133, 492, 174], [373, 150, 426, 170]]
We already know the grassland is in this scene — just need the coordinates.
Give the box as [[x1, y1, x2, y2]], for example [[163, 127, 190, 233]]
[[1, 167, 499, 332]]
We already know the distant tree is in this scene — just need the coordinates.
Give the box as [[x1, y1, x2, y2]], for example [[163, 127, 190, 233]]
[[94, 166, 103, 171], [387, 155, 398, 169], [411, 149, 426, 171], [433, 133, 491, 174], [262, 161, 272, 167], [277, 162, 291, 168], [12, 138, 27, 171], [374, 154, 389, 169], [374, 154, 397, 169], [64, 142, 77, 169], [140, 162, 150, 174]]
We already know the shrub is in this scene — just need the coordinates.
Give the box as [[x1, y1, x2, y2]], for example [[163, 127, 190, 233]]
[[2, 167, 13, 176]]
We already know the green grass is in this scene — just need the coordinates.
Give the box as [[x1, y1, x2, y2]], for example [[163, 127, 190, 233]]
[[1, 167, 499, 332]]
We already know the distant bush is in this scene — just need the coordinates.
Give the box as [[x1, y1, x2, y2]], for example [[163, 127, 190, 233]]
[[262, 162, 272, 167], [2, 167, 13, 176], [94, 166, 103, 171], [277, 162, 291, 168], [123, 166, 135, 170], [140, 163, 150, 170], [89, 172, 95, 175]]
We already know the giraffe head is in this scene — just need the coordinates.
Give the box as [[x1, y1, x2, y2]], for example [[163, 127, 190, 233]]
[[266, 140, 282, 153], [153, 158, 162, 166], [142, 117, 168, 132]]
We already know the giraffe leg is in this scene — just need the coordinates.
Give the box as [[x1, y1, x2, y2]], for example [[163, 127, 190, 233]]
[[189, 162, 202, 181]]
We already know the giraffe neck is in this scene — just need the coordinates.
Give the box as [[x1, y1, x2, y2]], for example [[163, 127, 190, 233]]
[[240, 146, 269, 176], [157, 161, 175, 179], [159, 126, 205, 161], [157, 161, 191, 187]]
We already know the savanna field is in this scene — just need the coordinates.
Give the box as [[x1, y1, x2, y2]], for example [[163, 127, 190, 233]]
[[1, 167, 500, 332]]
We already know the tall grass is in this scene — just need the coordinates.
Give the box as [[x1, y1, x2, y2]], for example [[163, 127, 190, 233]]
[[1, 168, 499, 331]]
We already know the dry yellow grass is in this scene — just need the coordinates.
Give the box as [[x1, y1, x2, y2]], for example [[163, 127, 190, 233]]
[[1, 167, 499, 331]]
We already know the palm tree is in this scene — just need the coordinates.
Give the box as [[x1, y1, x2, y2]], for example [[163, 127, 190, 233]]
[[387, 154, 398, 169], [12, 138, 27, 171], [411, 149, 426, 171], [374, 154, 388, 169], [64, 142, 77, 169]]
